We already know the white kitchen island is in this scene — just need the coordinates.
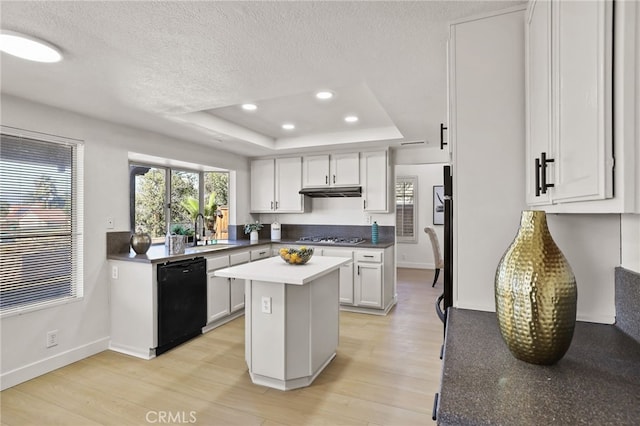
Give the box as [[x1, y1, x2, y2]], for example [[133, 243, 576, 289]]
[[215, 255, 350, 391]]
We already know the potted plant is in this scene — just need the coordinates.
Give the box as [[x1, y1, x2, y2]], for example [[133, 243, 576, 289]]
[[244, 221, 263, 242], [171, 224, 195, 244]]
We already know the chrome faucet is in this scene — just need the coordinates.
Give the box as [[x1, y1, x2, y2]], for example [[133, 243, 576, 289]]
[[193, 213, 205, 246]]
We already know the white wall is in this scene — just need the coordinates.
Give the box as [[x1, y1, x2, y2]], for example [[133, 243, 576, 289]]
[[546, 214, 620, 324], [0, 95, 250, 389], [395, 164, 445, 269]]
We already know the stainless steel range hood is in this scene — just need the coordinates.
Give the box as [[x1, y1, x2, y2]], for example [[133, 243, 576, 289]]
[[298, 186, 362, 198]]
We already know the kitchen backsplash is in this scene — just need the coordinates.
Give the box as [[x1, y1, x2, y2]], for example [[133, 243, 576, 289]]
[[229, 223, 394, 242], [615, 267, 640, 343]]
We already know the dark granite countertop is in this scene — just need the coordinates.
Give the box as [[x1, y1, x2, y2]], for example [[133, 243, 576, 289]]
[[437, 308, 640, 425], [107, 238, 394, 264]]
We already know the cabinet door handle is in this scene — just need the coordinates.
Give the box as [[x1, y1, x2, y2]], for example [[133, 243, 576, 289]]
[[275, 201, 279, 209], [364, 255, 374, 258], [363, 199, 367, 209], [271, 201, 274, 209], [535, 157, 541, 197], [333, 174, 336, 184], [540, 152, 555, 194], [357, 265, 360, 275], [440, 123, 448, 150], [432, 393, 439, 421], [325, 175, 328, 184]]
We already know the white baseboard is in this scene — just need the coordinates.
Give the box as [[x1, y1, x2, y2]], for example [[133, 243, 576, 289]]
[[1, 337, 109, 390], [397, 261, 434, 269]]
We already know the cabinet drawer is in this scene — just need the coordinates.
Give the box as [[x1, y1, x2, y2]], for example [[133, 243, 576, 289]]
[[206, 255, 230, 271], [230, 251, 250, 266], [355, 251, 382, 263], [250, 247, 271, 261], [322, 249, 353, 260]]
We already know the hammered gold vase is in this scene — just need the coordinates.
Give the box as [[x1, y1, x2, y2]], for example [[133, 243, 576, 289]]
[[495, 210, 577, 365]]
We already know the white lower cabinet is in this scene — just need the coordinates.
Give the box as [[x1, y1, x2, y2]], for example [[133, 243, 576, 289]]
[[229, 251, 250, 312], [346, 246, 396, 315], [206, 255, 231, 324], [205, 249, 254, 327], [322, 248, 354, 305], [354, 251, 383, 308]]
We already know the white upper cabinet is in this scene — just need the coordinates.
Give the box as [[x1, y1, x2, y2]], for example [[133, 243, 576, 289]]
[[361, 150, 388, 212], [330, 152, 360, 186], [525, 0, 553, 205], [302, 152, 359, 187], [525, 0, 636, 212], [302, 155, 330, 187], [250, 157, 304, 213], [250, 158, 275, 212]]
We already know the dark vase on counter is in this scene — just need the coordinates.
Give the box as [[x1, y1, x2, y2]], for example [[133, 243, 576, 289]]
[[130, 232, 152, 255], [494, 210, 577, 365]]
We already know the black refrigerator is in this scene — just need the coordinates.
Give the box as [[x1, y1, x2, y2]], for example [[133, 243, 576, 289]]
[[436, 165, 453, 329]]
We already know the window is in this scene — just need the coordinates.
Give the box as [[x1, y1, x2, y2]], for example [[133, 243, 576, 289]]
[[396, 176, 417, 243], [130, 163, 228, 243], [0, 127, 84, 316]]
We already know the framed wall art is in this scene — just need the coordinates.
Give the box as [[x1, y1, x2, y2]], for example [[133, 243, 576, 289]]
[[433, 185, 444, 225]]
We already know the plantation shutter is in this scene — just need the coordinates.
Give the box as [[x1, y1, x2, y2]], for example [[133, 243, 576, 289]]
[[396, 177, 417, 242], [0, 128, 84, 316]]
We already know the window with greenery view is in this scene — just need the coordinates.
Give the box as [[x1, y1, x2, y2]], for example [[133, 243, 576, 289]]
[[396, 176, 417, 243], [130, 164, 228, 243], [1, 128, 84, 315]]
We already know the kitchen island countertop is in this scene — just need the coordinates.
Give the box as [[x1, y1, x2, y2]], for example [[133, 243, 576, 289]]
[[437, 308, 640, 425], [215, 255, 350, 285]]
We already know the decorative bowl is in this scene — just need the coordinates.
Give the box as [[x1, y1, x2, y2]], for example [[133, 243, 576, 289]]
[[279, 247, 314, 265]]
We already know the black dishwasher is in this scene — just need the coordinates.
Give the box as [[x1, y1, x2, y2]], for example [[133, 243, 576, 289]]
[[156, 257, 207, 356]]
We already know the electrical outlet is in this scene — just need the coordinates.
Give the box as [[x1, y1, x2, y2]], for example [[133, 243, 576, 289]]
[[112, 266, 119, 279], [46, 330, 59, 348], [366, 215, 372, 225], [261, 296, 272, 314], [106, 217, 114, 229]]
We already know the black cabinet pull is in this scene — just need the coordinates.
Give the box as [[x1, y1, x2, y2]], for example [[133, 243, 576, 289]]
[[325, 175, 328, 184], [333, 174, 336, 184], [432, 393, 439, 421], [535, 157, 541, 197], [540, 152, 555, 194], [440, 123, 448, 150]]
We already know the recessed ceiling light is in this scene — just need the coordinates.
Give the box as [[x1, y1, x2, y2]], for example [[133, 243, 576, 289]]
[[241, 103, 257, 111], [315, 91, 334, 100], [0, 30, 62, 63], [344, 115, 359, 123], [282, 123, 295, 130]]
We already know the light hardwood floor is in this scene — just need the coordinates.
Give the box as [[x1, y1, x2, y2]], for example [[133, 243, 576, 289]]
[[1, 268, 444, 426]]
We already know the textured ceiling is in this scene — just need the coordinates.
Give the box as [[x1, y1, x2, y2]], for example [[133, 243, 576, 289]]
[[0, 1, 524, 157]]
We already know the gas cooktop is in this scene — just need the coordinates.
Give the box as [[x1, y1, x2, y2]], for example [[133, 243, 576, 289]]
[[295, 236, 366, 245]]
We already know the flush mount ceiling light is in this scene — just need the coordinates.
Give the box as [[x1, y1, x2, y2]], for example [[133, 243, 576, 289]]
[[0, 30, 62, 63], [315, 91, 334, 100], [344, 115, 359, 123], [241, 103, 257, 111], [282, 123, 296, 130]]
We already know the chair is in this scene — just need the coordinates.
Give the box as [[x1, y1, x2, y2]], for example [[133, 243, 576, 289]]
[[424, 227, 444, 287]]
